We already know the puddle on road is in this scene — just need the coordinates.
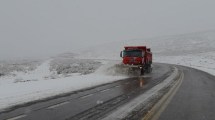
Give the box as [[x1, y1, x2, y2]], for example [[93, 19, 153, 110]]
[[139, 77, 145, 87]]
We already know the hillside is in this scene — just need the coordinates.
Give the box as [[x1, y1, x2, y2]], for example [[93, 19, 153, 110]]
[[78, 30, 215, 75], [78, 30, 215, 60]]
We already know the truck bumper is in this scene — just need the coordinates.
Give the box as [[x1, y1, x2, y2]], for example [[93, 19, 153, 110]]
[[121, 64, 143, 69]]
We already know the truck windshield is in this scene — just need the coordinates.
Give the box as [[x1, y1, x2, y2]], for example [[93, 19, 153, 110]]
[[123, 50, 143, 57]]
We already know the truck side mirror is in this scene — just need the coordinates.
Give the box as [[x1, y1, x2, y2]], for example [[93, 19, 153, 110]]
[[147, 48, 151, 52], [120, 51, 123, 57]]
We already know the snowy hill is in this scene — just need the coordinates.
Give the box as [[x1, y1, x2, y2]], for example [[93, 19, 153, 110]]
[[78, 30, 215, 59], [78, 30, 215, 75]]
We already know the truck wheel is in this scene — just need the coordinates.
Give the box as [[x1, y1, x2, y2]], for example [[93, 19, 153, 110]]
[[146, 64, 152, 73]]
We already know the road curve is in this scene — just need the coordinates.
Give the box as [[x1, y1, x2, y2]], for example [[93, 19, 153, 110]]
[[0, 63, 172, 120], [158, 65, 215, 120]]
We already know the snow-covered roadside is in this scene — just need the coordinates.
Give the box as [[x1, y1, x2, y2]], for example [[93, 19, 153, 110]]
[[0, 59, 127, 110], [155, 52, 215, 76]]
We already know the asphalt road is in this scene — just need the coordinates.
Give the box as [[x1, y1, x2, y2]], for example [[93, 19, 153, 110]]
[[158, 66, 215, 120], [0, 63, 172, 120]]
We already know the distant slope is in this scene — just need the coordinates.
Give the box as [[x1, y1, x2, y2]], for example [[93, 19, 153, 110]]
[[77, 30, 215, 60]]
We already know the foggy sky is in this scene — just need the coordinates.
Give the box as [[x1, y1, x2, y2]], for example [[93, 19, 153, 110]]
[[0, 0, 215, 60]]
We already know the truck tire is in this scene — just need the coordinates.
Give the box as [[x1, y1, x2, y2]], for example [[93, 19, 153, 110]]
[[146, 64, 152, 73]]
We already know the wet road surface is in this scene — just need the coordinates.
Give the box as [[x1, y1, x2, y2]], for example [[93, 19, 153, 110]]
[[0, 63, 172, 120], [158, 66, 215, 120]]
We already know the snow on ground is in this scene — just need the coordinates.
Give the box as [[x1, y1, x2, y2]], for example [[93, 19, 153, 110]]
[[0, 59, 42, 76], [0, 58, 127, 110], [12, 60, 52, 83], [155, 52, 215, 76]]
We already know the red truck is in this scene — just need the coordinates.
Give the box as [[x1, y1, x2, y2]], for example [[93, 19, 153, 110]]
[[120, 46, 152, 75]]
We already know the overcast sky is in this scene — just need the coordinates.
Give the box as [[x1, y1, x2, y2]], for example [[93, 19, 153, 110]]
[[0, 0, 215, 60]]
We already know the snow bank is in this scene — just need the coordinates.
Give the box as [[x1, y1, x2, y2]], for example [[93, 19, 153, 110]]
[[155, 52, 215, 76]]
